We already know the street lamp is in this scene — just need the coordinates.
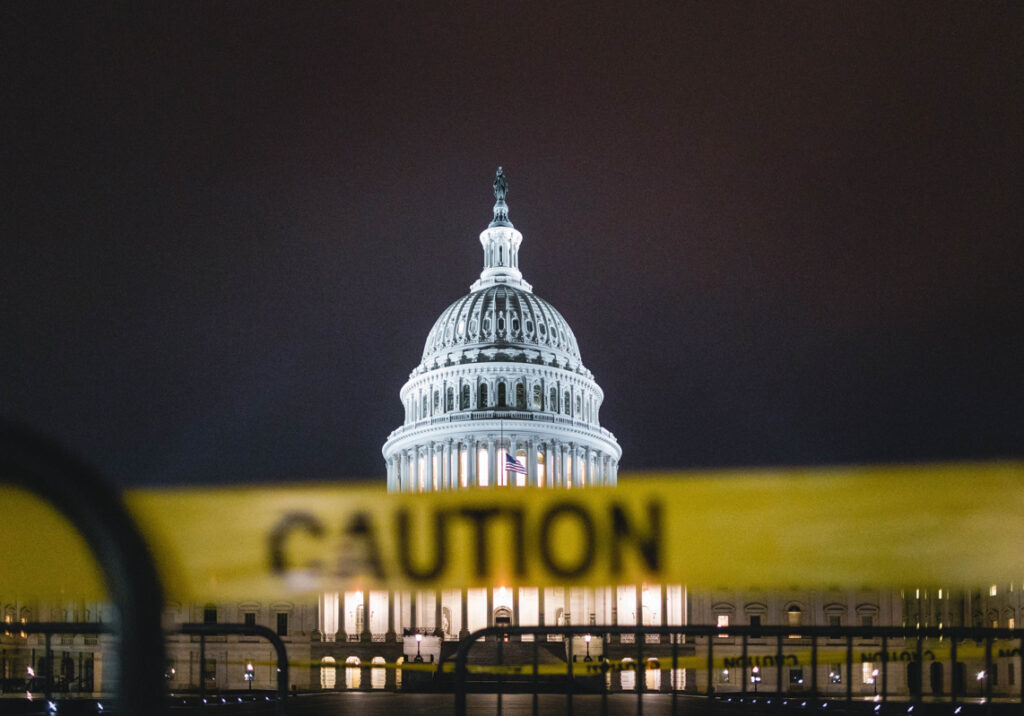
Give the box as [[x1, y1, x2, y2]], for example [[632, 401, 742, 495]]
[[872, 668, 879, 697], [414, 633, 424, 663], [584, 634, 593, 662], [976, 670, 986, 702], [244, 663, 254, 691], [751, 665, 760, 693]]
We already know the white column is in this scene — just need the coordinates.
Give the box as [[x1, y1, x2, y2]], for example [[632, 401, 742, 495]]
[[507, 436, 516, 488], [488, 436, 497, 487], [446, 440, 455, 489], [467, 436, 478, 487], [527, 439, 538, 487], [550, 440, 559, 487], [416, 447, 424, 492]]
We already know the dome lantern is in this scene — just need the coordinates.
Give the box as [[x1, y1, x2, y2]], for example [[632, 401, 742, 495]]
[[472, 167, 532, 293]]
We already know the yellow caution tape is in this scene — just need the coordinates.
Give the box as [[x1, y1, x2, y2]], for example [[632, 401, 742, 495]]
[[2, 462, 1022, 600], [203, 641, 1024, 675]]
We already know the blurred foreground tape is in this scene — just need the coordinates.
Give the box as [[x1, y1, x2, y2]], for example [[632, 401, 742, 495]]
[[0, 486, 107, 600], [3, 463, 1023, 600]]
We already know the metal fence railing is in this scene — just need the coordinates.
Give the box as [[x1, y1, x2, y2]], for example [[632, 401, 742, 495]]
[[2, 423, 167, 714], [450, 625, 1024, 716]]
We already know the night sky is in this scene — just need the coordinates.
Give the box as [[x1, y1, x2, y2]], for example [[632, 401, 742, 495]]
[[4, 3, 1022, 488]]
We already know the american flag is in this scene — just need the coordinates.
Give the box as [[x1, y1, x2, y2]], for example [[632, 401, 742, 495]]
[[504, 454, 527, 474]]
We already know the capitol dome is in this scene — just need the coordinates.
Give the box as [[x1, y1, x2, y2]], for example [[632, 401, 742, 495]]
[[420, 284, 582, 370], [383, 167, 620, 493]]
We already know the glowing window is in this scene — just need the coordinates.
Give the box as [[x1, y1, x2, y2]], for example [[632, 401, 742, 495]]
[[990, 585, 998, 596]]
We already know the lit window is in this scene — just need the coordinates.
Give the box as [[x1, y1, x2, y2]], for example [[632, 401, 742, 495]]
[[863, 663, 876, 684], [1009, 618, 1015, 630], [990, 585, 998, 597], [830, 665, 842, 683], [716, 614, 729, 636], [938, 589, 943, 599]]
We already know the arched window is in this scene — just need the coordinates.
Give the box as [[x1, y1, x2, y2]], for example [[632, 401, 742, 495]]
[[320, 656, 337, 689], [533, 385, 542, 409], [550, 387, 557, 411], [446, 387, 454, 411], [620, 657, 636, 691], [787, 605, 803, 628], [563, 391, 570, 415], [575, 395, 581, 414], [515, 383, 526, 409], [344, 656, 360, 689], [422, 395, 428, 418], [432, 391, 440, 415], [478, 383, 488, 408], [371, 656, 386, 690], [460, 385, 470, 410], [497, 382, 507, 407]]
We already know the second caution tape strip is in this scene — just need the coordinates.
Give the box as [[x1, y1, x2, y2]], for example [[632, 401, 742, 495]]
[[178, 643, 1024, 676], [2, 462, 1022, 600]]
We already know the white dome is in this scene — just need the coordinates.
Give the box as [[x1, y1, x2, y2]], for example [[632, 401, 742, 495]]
[[383, 167, 620, 493], [421, 284, 582, 368]]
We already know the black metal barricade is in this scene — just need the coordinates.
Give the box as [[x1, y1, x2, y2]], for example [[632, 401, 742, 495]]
[[451, 624, 1024, 716], [180, 622, 289, 714], [1, 423, 167, 714]]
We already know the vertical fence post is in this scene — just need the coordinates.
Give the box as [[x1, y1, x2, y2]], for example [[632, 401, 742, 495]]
[[671, 633, 679, 716], [199, 634, 206, 702], [811, 632, 818, 705], [881, 634, 888, 702], [707, 628, 715, 699], [497, 633, 503, 716], [532, 633, 539, 716], [951, 637, 958, 705], [985, 635, 993, 716], [741, 632, 748, 698], [775, 632, 783, 713], [44, 631, 53, 701], [567, 629, 574, 716], [845, 635, 853, 704]]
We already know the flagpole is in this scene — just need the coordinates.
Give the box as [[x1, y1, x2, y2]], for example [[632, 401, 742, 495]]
[[500, 419, 504, 486]]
